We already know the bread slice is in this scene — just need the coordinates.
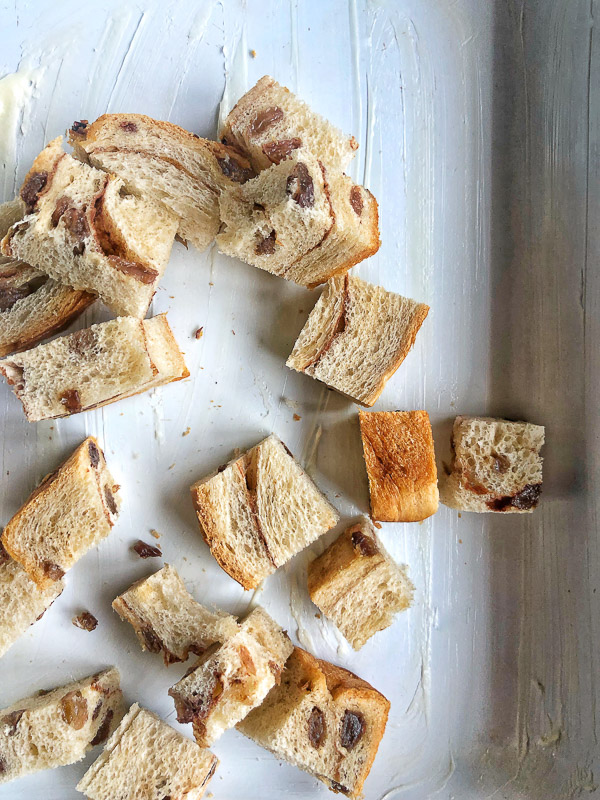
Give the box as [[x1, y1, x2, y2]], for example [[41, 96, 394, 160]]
[[308, 519, 414, 650], [1, 437, 120, 588], [0, 668, 123, 784], [76, 703, 218, 800], [219, 75, 358, 173], [0, 137, 178, 317], [0, 313, 188, 422], [217, 149, 379, 288], [112, 564, 239, 665], [169, 607, 293, 746], [359, 410, 439, 521], [190, 434, 339, 590], [287, 275, 429, 406], [439, 415, 545, 512], [69, 114, 254, 252], [237, 646, 389, 798]]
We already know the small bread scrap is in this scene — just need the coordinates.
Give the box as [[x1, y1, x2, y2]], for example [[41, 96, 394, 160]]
[[359, 410, 439, 522], [439, 415, 545, 513]]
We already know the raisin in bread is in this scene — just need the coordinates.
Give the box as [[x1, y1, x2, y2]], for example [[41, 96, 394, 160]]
[[190, 434, 339, 590], [112, 564, 239, 665], [237, 647, 389, 798], [359, 410, 439, 521], [439, 415, 545, 512], [1, 137, 178, 317], [308, 519, 414, 650], [69, 114, 254, 252], [287, 275, 429, 406], [220, 75, 358, 173], [1, 437, 120, 588], [76, 703, 218, 800], [169, 607, 293, 746], [217, 149, 379, 288], [0, 313, 188, 422], [0, 668, 123, 784]]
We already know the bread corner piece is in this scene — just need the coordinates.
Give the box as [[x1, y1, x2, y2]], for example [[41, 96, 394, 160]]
[[0, 667, 123, 784], [1, 436, 120, 588], [237, 646, 389, 798], [439, 415, 545, 513], [76, 703, 218, 800], [169, 606, 293, 747], [287, 275, 429, 406], [112, 563, 239, 665], [190, 434, 339, 590], [359, 410, 439, 522], [308, 519, 414, 650]]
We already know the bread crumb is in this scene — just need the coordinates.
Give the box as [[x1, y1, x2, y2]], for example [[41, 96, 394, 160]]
[[232, 329, 236, 335], [195, 327, 204, 339], [315, 612, 321, 619], [72, 611, 98, 631], [293, 413, 301, 421], [458, 512, 462, 518], [209, 281, 214, 286], [458, 539, 463, 544], [372, 520, 382, 529], [182, 427, 191, 436], [168, 463, 175, 470], [249, 49, 256, 58], [150, 529, 161, 540]]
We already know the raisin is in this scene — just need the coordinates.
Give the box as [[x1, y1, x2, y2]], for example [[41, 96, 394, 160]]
[[0, 542, 10, 567], [91, 700, 103, 720], [487, 483, 542, 511], [286, 162, 315, 208], [340, 710, 365, 749], [0, 755, 6, 774], [59, 389, 82, 414], [238, 645, 256, 676], [255, 230, 277, 255], [51, 196, 70, 227], [72, 611, 98, 631], [351, 529, 378, 557], [88, 441, 100, 468], [42, 561, 65, 580], [71, 120, 88, 134], [308, 707, 326, 748], [60, 691, 88, 730], [349, 186, 363, 216], [120, 121, 138, 132], [107, 256, 158, 285], [90, 710, 113, 745], [70, 328, 96, 356], [104, 486, 118, 515], [249, 106, 284, 136], [330, 781, 351, 795], [216, 154, 254, 183], [0, 285, 32, 311], [21, 171, 48, 209], [62, 207, 89, 244], [492, 452, 510, 473], [262, 137, 302, 165], [2, 710, 24, 735], [140, 625, 163, 653], [133, 539, 162, 558]]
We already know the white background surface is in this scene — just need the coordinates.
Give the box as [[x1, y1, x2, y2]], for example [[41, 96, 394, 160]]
[[0, 1, 598, 798]]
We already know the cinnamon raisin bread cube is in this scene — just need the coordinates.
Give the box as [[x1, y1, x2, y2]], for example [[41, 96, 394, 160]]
[[0, 313, 188, 422], [69, 114, 254, 252], [1, 437, 120, 588], [359, 410, 439, 521], [76, 703, 218, 800], [308, 519, 414, 650], [112, 564, 239, 665], [439, 415, 545, 512], [287, 275, 429, 406], [216, 149, 379, 288], [0, 668, 123, 784], [190, 434, 339, 590], [237, 646, 389, 798], [220, 75, 358, 173], [1, 137, 178, 317]]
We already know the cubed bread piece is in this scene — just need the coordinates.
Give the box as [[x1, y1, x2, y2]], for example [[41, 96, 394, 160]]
[[112, 564, 239, 665], [359, 410, 439, 521], [76, 703, 218, 800], [0, 137, 178, 318], [287, 275, 429, 406], [169, 607, 293, 746], [69, 114, 254, 252], [439, 415, 545, 512], [237, 646, 389, 798], [0, 668, 123, 784], [219, 75, 358, 173], [1, 437, 120, 588], [0, 313, 188, 422], [308, 519, 414, 650], [217, 149, 379, 288], [190, 434, 339, 590]]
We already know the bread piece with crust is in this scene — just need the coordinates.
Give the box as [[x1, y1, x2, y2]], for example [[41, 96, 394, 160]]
[[1, 437, 120, 588], [237, 646, 390, 798], [287, 275, 429, 406], [359, 410, 439, 521], [0, 313, 188, 422], [190, 434, 339, 590], [439, 415, 545, 512], [69, 114, 254, 252]]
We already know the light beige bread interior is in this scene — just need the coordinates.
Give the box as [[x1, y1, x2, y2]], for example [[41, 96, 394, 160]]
[[70, 113, 254, 252], [112, 563, 239, 665], [359, 410, 439, 522], [0, 313, 188, 422], [169, 607, 293, 746], [237, 646, 390, 798], [287, 274, 429, 406], [0, 136, 178, 317], [439, 415, 545, 512], [308, 519, 414, 650], [76, 703, 218, 800], [0, 667, 123, 784], [190, 434, 339, 590], [1, 437, 121, 588], [219, 75, 358, 173]]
